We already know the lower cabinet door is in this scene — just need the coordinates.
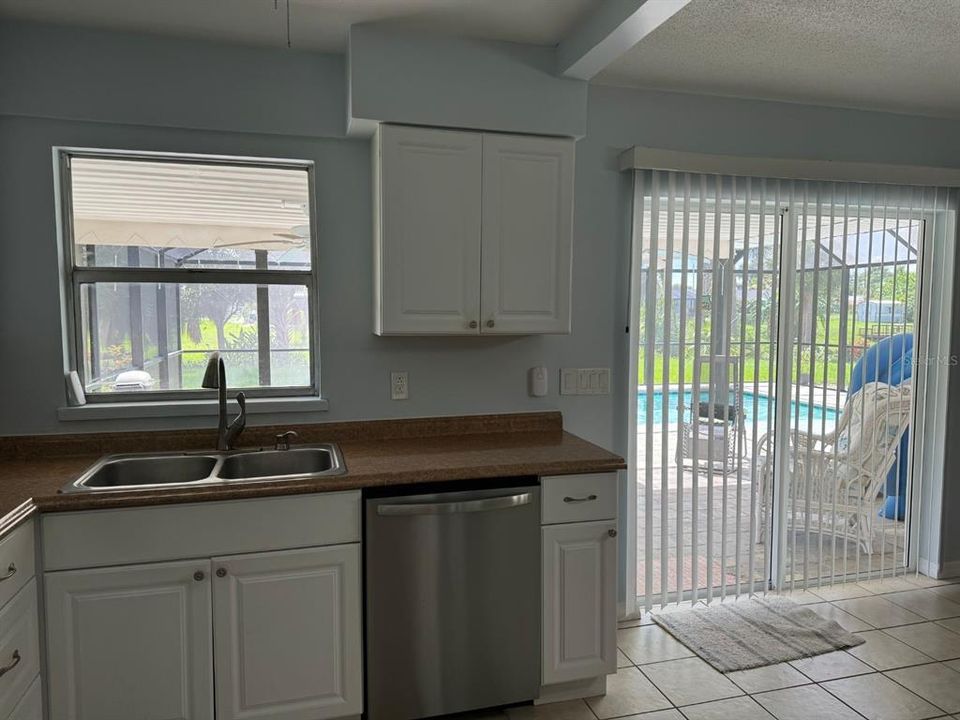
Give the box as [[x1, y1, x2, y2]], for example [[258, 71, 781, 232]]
[[44, 559, 214, 720], [211, 544, 363, 720], [542, 520, 617, 685]]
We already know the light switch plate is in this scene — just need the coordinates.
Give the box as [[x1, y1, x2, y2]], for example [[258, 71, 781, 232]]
[[560, 368, 611, 395], [560, 368, 579, 395]]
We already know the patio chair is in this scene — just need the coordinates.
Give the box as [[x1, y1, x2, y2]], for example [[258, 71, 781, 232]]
[[675, 356, 747, 475], [755, 380, 913, 555]]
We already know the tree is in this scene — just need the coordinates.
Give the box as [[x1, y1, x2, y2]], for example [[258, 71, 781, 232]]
[[268, 285, 308, 349], [179, 284, 255, 350]]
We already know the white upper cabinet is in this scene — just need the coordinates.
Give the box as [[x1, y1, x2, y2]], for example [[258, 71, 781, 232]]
[[480, 134, 573, 334], [374, 125, 483, 335], [374, 125, 574, 335]]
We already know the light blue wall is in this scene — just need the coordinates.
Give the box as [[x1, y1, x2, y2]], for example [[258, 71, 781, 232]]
[[587, 84, 960, 166], [4, 23, 960, 546], [583, 84, 960, 459], [0, 21, 346, 138], [0, 113, 615, 447]]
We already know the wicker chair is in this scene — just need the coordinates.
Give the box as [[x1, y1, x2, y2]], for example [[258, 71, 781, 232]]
[[755, 381, 912, 555]]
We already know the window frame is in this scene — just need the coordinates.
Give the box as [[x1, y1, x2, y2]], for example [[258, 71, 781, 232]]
[[56, 147, 321, 403]]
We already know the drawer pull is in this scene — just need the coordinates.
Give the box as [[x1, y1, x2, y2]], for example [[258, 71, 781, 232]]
[[0, 564, 14, 582], [0, 650, 20, 678], [563, 494, 598, 504]]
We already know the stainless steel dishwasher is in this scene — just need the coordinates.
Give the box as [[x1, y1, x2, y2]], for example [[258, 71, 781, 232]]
[[365, 482, 540, 720]]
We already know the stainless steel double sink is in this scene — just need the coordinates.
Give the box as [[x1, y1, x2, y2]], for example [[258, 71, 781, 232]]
[[61, 444, 345, 494]]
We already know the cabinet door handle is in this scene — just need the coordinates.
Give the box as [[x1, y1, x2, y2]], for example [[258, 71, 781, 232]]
[[0, 564, 15, 582], [216, 568, 227, 578], [193, 571, 205, 582], [468, 320, 478, 329], [486, 319, 495, 328], [608, 528, 618, 538], [0, 650, 20, 678], [563, 494, 597, 504]]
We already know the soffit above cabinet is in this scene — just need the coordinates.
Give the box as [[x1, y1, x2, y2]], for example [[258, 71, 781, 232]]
[[347, 24, 588, 138]]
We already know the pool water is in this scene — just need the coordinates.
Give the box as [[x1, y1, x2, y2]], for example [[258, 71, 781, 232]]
[[637, 389, 839, 427]]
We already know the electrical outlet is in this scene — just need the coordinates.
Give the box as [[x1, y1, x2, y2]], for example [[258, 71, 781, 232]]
[[391, 371, 408, 400]]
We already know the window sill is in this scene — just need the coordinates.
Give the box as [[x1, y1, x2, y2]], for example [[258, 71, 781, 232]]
[[57, 396, 329, 422]]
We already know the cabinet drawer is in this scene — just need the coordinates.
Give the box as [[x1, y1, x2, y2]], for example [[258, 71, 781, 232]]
[[7, 676, 41, 720], [43, 491, 361, 571], [0, 522, 34, 612], [0, 581, 39, 720], [541, 473, 617, 525]]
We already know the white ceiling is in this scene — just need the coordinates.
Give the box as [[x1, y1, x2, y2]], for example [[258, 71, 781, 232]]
[[594, 0, 960, 118], [0, 0, 599, 52]]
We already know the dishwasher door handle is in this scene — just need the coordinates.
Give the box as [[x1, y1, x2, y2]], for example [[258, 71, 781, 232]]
[[377, 492, 533, 516]]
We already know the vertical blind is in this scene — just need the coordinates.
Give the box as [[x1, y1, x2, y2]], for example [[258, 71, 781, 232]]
[[629, 170, 958, 611]]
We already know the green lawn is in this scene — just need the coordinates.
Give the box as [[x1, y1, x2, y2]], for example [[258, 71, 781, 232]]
[[638, 314, 908, 386], [97, 318, 309, 389]]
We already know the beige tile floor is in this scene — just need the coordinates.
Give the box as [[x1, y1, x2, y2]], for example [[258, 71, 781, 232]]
[[459, 575, 960, 720]]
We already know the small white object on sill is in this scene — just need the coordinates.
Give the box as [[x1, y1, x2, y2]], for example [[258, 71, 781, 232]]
[[65, 371, 86, 406]]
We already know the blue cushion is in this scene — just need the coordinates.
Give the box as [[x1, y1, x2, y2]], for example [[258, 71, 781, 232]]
[[848, 333, 912, 520]]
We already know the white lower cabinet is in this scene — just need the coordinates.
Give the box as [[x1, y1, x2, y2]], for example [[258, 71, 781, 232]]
[[45, 545, 362, 720], [0, 580, 40, 720], [45, 559, 215, 720], [7, 676, 42, 720], [542, 520, 617, 686], [212, 545, 362, 720]]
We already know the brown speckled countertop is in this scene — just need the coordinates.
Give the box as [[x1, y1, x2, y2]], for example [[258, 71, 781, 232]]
[[0, 412, 625, 535]]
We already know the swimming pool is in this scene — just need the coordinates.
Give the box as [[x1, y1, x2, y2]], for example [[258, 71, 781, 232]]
[[637, 389, 839, 427]]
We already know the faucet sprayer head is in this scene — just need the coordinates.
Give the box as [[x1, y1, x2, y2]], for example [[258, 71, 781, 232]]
[[201, 352, 223, 390]]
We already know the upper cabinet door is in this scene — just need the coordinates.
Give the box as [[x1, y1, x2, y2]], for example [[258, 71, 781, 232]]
[[480, 134, 574, 334], [211, 544, 363, 720], [44, 559, 214, 720], [375, 125, 482, 335]]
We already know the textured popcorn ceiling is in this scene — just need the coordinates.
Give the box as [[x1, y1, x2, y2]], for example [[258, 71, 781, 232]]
[[595, 0, 960, 118]]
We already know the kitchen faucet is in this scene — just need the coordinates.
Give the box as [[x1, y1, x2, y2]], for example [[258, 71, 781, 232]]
[[201, 352, 246, 450]]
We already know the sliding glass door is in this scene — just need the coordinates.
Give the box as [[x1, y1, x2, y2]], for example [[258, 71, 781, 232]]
[[628, 172, 951, 611]]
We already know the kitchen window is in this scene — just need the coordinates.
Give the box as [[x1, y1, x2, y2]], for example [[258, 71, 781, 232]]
[[58, 149, 319, 403]]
